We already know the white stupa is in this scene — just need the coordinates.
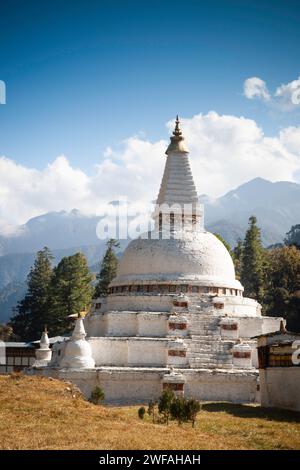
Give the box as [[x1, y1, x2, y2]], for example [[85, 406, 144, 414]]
[[59, 317, 95, 369], [33, 328, 52, 366], [29, 116, 283, 404]]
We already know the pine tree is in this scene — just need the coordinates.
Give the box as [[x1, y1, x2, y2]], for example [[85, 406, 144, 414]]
[[47, 253, 93, 335], [241, 216, 266, 304], [233, 238, 243, 279], [10, 247, 53, 341], [94, 239, 120, 298], [284, 224, 300, 249], [264, 246, 300, 331]]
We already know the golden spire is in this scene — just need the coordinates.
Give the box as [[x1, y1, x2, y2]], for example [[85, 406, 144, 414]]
[[173, 115, 182, 137], [165, 115, 189, 155]]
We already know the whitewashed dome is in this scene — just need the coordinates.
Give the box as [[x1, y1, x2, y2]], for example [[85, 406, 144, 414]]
[[111, 229, 242, 290]]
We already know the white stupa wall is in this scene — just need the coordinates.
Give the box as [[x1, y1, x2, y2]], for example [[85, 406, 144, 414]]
[[85, 312, 169, 338], [89, 337, 168, 367], [28, 367, 259, 405], [106, 294, 172, 312]]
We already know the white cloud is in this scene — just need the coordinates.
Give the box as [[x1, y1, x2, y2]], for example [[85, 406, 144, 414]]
[[244, 75, 300, 111], [1, 112, 300, 233], [243, 77, 270, 101], [278, 126, 300, 155], [275, 76, 300, 110]]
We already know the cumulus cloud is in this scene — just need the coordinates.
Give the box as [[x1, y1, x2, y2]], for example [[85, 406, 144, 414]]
[[244, 75, 300, 111], [1, 112, 300, 233], [243, 77, 270, 101], [275, 76, 300, 111]]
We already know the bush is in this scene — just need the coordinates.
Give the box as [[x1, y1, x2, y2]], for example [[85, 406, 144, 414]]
[[138, 406, 146, 420], [170, 396, 187, 425], [158, 389, 175, 424], [144, 393, 201, 427], [90, 386, 105, 405], [185, 398, 202, 428], [169, 396, 201, 427], [147, 400, 157, 423]]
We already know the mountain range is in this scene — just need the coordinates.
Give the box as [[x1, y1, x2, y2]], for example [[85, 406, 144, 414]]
[[0, 177, 299, 323]]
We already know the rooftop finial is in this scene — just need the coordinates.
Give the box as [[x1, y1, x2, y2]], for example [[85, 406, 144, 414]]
[[279, 320, 286, 333], [173, 115, 182, 137], [165, 115, 188, 155]]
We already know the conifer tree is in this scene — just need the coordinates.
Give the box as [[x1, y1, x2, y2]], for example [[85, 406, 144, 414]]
[[233, 238, 243, 279], [264, 246, 300, 332], [241, 216, 266, 304], [47, 253, 93, 335], [284, 224, 300, 249], [94, 239, 120, 298], [10, 247, 53, 341]]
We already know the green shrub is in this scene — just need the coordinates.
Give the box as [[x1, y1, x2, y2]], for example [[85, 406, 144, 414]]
[[158, 389, 175, 424], [169, 395, 201, 427], [170, 396, 187, 425], [138, 406, 146, 420], [185, 398, 202, 427], [144, 393, 201, 427], [147, 400, 157, 423], [90, 386, 105, 405]]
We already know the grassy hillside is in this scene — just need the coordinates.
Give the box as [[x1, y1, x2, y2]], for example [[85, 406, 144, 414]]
[[0, 374, 299, 450]]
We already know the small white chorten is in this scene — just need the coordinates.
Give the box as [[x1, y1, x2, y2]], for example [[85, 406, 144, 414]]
[[34, 328, 52, 366], [60, 317, 95, 369]]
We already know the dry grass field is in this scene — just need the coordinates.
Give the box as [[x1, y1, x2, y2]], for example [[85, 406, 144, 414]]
[[0, 374, 299, 450]]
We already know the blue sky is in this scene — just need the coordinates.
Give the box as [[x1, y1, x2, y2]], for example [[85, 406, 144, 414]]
[[0, 0, 300, 230], [0, 0, 300, 171]]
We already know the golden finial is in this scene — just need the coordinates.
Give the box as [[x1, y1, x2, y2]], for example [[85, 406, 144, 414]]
[[67, 308, 87, 319], [79, 308, 87, 318], [173, 115, 182, 137], [165, 114, 189, 155]]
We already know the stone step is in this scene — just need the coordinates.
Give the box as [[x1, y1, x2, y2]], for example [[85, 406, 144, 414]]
[[190, 335, 222, 341], [189, 363, 233, 369], [190, 318, 220, 323], [189, 346, 214, 351]]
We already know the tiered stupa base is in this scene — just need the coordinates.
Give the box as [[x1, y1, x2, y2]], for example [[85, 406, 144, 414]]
[[28, 292, 282, 404]]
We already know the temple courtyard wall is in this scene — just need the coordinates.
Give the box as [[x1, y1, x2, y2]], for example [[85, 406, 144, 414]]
[[27, 366, 259, 405], [260, 368, 300, 412]]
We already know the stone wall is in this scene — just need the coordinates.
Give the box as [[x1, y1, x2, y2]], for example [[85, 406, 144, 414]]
[[238, 317, 282, 338], [260, 367, 300, 412], [88, 337, 168, 367], [28, 366, 259, 405], [106, 294, 172, 312], [85, 311, 169, 338], [184, 369, 258, 403]]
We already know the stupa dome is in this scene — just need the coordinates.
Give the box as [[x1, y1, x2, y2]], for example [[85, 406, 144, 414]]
[[111, 229, 242, 290]]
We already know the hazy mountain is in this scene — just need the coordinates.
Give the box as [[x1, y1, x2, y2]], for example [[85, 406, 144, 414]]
[[0, 210, 103, 256], [203, 177, 300, 246], [0, 282, 27, 323], [0, 177, 299, 322]]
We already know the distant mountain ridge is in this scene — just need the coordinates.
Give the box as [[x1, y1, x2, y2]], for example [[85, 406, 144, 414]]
[[204, 177, 300, 246], [0, 177, 299, 322]]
